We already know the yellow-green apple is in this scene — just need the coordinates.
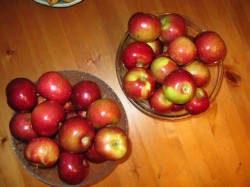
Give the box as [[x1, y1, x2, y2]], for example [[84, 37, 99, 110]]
[[194, 31, 227, 64], [9, 112, 38, 142], [162, 69, 196, 104], [184, 87, 210, 115], [6, 78, 37, 112], [159, 13, 187, 43], [128, 12, 161, 42], [58, 151, 89, 185], [122, 67, 156, 100], [71, 80, 101, 110], [167, 36, 197, 66], [24, 137, 60, 167], [150, 56, 178, 84], [31, 101, 65, 137], [94, 126, 129, 161], [58, 116, 95, 153], [86, 98, 121, 129], [84, 143, 107, 164], [121, 41, 154, 69], [36, 71, 72, 105], [147, 39, 164, 56], [149, 87, 174, 113], [182, 60, 210, 87]]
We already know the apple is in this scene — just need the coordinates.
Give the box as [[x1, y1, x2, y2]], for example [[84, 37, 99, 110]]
[[94, 126, 129, 161], [128, 12, 162, 42], [77, 110, 87, 118], [71, 80, 101, 110], [167, 36, 197, 66], [6, 78, 37, 112], [9, 112, 38, 142], [86, 98, 121, 129], [122, 67, 156, 100], [194, 31, 227, 64], [36, 71, 72, 105], [149, 87, 174, 113], [58, 116, 95, 153], [84, 143, 106, 164], [63, 100, 74, 112], [182, 60, 210, 87], [185, 87, 210, 115], [162, 69, 196, 104], [31, 101, 65, 137], [121, 41, 154, 70], [65, 110, 86, 119], [159, 13, 187, 43], [65, 111, 79, 119], [24, 137, 60, 167], [171, 104, 184, 112], [147, 39, 164, 56], [37, 95, 46, 104], [150, 56, 178, 84], [58, 151, 89, 185], [158, 51, 170, 57]]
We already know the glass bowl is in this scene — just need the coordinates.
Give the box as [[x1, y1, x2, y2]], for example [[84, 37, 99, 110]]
[[116, 13, 224, 120], [11, 70, 128, 186]]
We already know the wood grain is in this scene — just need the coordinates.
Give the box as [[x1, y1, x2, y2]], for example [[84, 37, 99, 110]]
[[1, 0, 250, 186]]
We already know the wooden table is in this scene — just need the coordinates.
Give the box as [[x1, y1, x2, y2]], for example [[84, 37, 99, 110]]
[[1, 0, 250, 186]]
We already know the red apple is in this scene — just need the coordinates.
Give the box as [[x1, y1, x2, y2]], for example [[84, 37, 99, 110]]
[[158, 51, 170, 57], [162, 69, 196, 104], [121, 41, 154, 69], [94, 126, 129, 161], [86, 98, 121, 129], [122, 67, 156, 100], [37, 95, 46, 104], [6, 78, 37, 112], [150, 56, 178, 84], [84, 143, 106, 164], [182, 60, 210, 87], [184, 87, 210, 115], [167, 36, 197, 66], [32, 101, 65, 137], [9, 112, 38, 142], [63, 100, 74, 112], [147, 39, 164, 56], [194, 31, 227, 64], [58, 116, 95, 153], [58, 151, 89, 185], [149, 87, 174, 113], [77, 110, 87, 118], [36, 71, 72, 105], [71, 80, 101, 110], [65, 111, 79, 119], [24, 137, 60, 167], [171, 104, 184, 112], [159, 13, 187, 43], [128, 12, 161, 42]]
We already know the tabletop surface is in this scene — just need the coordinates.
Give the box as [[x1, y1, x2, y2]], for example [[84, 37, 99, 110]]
[[1, 0, 250, 186]]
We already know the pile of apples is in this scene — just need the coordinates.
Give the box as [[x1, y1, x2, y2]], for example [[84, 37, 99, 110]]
[[47, 0, 74, 6], [120, 12, 227, 115], [6, 71, 129, 185]]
